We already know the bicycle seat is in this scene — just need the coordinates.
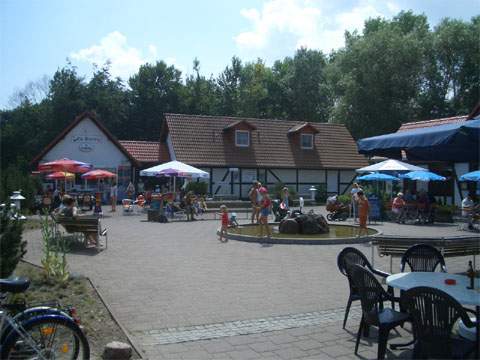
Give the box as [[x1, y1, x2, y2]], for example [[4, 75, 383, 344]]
[[0, 276, 30, 293]]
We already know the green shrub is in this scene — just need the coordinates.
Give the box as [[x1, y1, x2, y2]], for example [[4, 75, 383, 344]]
[[185, 181, 208, 195], [0, 163, 41, 213], [40, 212, 69, 284], [337, 194, 352, 205], [314, 184, 327, 203], [271, 182, 297, 200], [0, 205, 27, 277]]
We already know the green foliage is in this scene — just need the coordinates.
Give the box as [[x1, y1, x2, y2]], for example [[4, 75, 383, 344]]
[[0, 204, 27, 277], [0, 163, 41, 212], [185, 181, 208, 196], [337, 195, 352, 205], [0, 11, 478, 175], [40, 212, 69, 284], [314, 184, 327, 203], [271, 182, 297, 201]]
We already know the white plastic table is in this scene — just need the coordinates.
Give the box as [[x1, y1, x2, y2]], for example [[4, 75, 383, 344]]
[[387, 272, 480, 357]]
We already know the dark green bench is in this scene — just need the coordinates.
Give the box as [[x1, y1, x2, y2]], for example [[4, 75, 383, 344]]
[[52, 214, 108, 249]]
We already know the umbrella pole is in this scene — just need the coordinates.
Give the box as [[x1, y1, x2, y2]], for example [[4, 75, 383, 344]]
[[173, 176, 176, 194]]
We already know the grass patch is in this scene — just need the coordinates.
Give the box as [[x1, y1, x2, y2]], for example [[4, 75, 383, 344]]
[[10, 261, 140, 359]]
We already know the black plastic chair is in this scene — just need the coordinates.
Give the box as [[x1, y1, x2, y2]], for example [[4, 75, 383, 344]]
[[350, 264, 410, 360], [400, 243, 447, 272], [401, 286, 477, 359], [337, 247, 392, 329]]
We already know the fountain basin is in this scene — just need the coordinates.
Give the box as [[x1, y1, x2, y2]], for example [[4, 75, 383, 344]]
[[223, 223, 380, 245]]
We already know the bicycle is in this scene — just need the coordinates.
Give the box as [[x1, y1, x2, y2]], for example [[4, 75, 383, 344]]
[[0, 277, 90, 359]]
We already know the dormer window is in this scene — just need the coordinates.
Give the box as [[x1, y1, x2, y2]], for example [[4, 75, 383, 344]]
[[235, 130, 250, 147], [301, 134, 313, 149]]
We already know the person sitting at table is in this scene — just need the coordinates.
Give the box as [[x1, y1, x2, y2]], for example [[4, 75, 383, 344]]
[[55, 195, 77, 217], [462, 193, 478, 230], [392, 192, 406, 223]]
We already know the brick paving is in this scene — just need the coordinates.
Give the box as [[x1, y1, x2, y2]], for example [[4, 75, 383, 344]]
[[23, 207, 474, 359]]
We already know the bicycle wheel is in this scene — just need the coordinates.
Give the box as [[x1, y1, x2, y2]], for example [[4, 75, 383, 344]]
[[1, 315, 90, 360]]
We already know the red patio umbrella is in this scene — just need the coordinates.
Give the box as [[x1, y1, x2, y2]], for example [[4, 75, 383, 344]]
[[38, 158, 92, 173], [81, 169, 116, 180]]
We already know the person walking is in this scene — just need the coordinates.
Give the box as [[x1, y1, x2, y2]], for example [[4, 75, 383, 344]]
[[218, 205, 229, 242], [258, 187, 272, 239], [110, 181, 118, 212], [357, 190, 369, 237]]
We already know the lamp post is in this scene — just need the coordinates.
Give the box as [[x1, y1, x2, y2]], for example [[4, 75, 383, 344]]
[[10, 191, 25, 211]]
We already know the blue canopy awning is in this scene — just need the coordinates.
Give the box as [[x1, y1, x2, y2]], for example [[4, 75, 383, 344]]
[[357, 119, 480, 162]]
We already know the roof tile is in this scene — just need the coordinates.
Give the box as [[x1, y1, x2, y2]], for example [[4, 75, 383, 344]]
[[164, 114, 367, 169]]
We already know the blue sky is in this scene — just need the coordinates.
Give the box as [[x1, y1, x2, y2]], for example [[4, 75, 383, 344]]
[[1, 0, 477, 109]]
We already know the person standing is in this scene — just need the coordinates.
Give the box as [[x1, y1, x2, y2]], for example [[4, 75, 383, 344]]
[[218, 205, 229, 242], [258, 187, 272, 239], [392, 192, 406, 223], [248, 181, 260, 224], [350, 183, 361, 222], [184, 191, 196, 221], [282, 187, 290, 209], [110, 181, 118, 212], [357, 190, 369, 237]]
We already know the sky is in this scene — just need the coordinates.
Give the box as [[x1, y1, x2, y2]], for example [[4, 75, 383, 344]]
[[1, 0, 478, 109]]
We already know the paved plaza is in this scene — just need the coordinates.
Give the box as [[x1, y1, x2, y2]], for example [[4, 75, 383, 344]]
[[23, 208, 476, 359]]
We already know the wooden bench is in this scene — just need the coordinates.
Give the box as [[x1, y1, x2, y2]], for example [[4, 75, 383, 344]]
[[371, 236, 480, 272], [52, 214, 108, 249]]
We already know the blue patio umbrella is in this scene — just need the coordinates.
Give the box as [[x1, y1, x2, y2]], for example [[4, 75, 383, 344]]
[[459, 170, 480, 182], [400, 170, 446, 182], [357, 173, 400, 181]]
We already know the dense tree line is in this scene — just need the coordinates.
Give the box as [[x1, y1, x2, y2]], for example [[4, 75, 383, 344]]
[[1, 12, 478, 201]]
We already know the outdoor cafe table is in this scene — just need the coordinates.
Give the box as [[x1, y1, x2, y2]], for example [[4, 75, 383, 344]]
[[387, 272, 480, 357]]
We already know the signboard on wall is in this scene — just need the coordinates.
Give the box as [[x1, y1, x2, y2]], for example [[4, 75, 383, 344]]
[[72, 134, 102, 153]]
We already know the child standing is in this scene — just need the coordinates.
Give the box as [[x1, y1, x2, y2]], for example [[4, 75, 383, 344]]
[[258, 187, 272, 238], [218, 205, 229, 242], [357, 190, 370, 237]]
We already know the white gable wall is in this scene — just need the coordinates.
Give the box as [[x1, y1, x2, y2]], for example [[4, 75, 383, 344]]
[[40, 117, 130, 168]]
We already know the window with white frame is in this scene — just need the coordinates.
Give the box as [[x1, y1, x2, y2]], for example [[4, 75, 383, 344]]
[[301, 134, 314, 149], [235, 130, 250, 147]]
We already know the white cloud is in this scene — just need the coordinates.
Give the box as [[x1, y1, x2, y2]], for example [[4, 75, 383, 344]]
[[70, 31, 158, 79], [235, 0, 395, 54]]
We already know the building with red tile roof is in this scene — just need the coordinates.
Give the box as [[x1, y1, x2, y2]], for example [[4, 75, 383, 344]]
[[161, 113, 367, 198], [32, 111, 368, 199]]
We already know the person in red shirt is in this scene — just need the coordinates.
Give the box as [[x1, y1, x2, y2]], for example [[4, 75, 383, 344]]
[[218, 205, 229, 242], [258, 187, 272, 239]]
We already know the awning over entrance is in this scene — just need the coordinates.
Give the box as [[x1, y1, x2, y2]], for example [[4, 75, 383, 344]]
[[357, 118, 480, 162]]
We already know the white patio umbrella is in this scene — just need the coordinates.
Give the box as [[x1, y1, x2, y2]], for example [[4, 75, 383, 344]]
[[356, 159, 427, 173], [140, 160, 209, 191]]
